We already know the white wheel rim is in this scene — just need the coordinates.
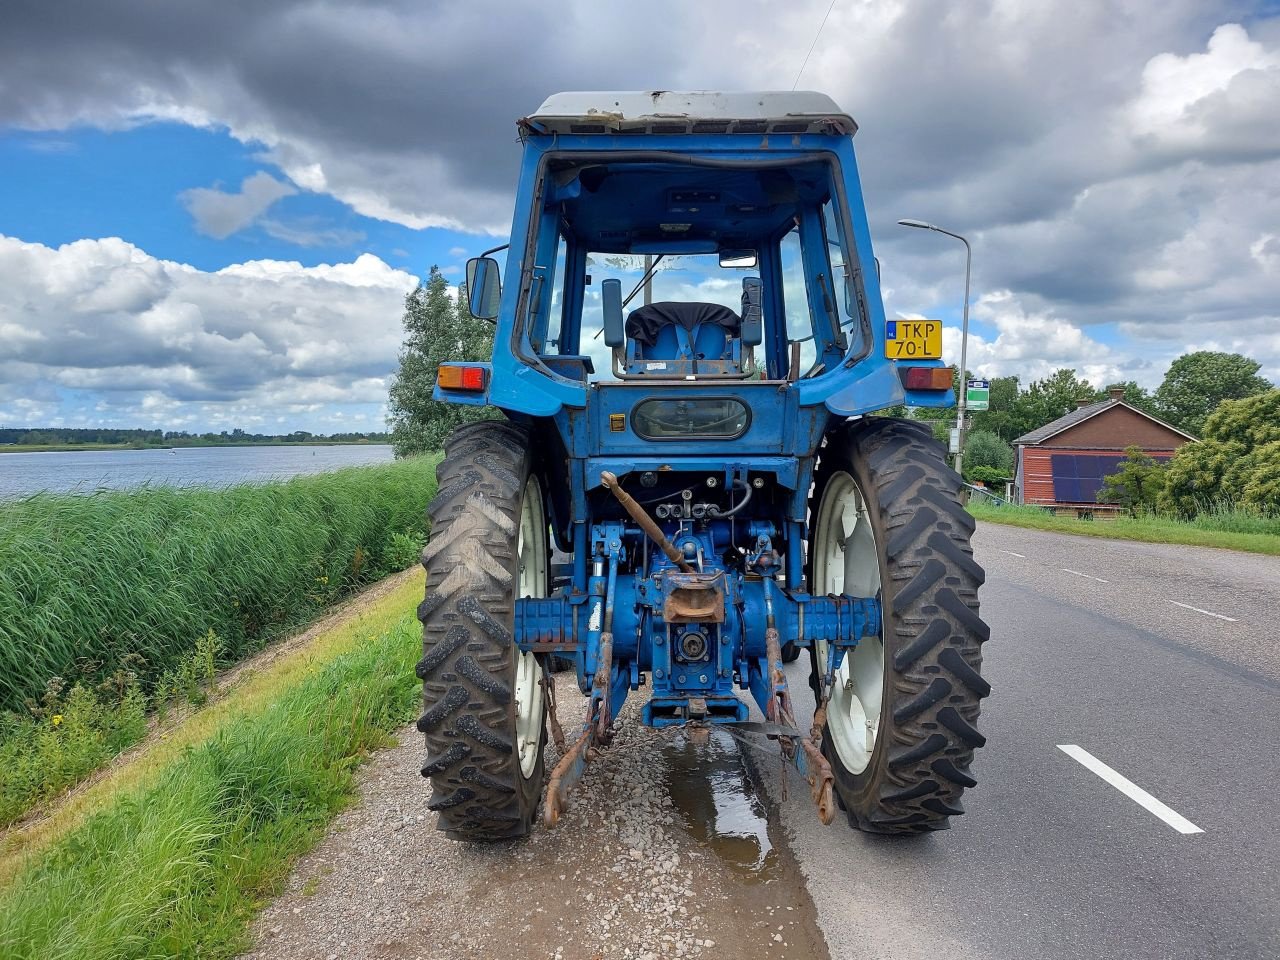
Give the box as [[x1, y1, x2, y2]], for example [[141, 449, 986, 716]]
[[812, 471, 884, 775], [515, 477, 548, 779]]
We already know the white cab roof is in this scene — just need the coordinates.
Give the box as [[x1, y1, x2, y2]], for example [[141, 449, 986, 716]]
[[522, 91, 857, 136]]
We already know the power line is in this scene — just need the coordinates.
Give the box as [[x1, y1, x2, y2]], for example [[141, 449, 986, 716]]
[[792, 0, 838, 90]]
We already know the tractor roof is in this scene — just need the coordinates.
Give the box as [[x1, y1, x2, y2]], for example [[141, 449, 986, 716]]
[[521, 91, 857, 137]]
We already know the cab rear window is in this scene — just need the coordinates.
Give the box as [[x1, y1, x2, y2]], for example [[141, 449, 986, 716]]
[[631, 398, 749, 440]]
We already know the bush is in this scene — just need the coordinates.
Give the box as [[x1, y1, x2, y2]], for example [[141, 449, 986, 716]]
[[967, 466, 1008, 488], [1098, 446, 1167, 512], [963, 430, 1013, 479], [1158, 391, 1280, 516]]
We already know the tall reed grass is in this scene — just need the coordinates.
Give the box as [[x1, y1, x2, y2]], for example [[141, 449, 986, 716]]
[[0, 457, 438, 715]]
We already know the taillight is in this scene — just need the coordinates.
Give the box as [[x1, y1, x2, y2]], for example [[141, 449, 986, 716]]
[[437, 364, 488, 391], [899, 366, 953, 390]]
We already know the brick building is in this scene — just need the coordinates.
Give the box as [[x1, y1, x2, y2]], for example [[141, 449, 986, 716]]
[[1013, 387, 1196, 511]]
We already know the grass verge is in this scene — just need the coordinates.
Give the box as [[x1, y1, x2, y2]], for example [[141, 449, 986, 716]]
[[968, 501, 1280, 555], [0, 570, 424, 958]]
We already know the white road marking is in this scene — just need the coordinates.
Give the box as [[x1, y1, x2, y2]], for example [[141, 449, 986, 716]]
[[1062, 568, 1109, 583], [1057, 744, 1203, 835], [1166, 599, 1237, 622], [999, 549, 1027, 558]]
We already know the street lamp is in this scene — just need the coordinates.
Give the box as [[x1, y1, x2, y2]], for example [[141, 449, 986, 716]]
[[897, 218, 973, 478]]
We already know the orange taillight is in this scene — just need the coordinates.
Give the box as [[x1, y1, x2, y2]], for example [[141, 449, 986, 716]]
[[437, 364, 488, 391]]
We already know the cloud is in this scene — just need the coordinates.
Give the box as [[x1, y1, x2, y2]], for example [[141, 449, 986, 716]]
[[1129, 23, 1280, 159], [0, 234, 418, 426], [954, 291, 1123, 387], [260, 218, 366, 248], [0, 1, 1277, 418], [181, 171, 296, 238]]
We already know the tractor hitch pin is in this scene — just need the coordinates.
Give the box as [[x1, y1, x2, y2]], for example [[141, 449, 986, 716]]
[[601, 471, 694, 573]]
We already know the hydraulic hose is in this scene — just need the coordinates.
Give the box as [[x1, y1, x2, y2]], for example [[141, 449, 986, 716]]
[[708, 480, 752, 518]]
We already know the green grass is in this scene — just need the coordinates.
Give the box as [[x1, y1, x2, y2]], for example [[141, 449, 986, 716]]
[[0, 456, 438, 714], [968, 500, 1280, 555], [0, 609, 422, 959]]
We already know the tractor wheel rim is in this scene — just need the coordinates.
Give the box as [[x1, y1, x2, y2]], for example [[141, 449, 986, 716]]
[[813, 471, 884, 776], [515, 477, 547, 779]]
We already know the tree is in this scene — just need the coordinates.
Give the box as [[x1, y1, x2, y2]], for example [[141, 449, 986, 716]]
[[962, 429, 1013, 481], [968, 375, 1022, 441], [1153, 351, 1272, 436], [1198, 389, 1280, 449], [1108, 381, 1158, 416], [1098, 446, 1166, 512], [387, 266, 497, 457], [1238, 441, 1280, 512], [1005, 369, 1103, 440]]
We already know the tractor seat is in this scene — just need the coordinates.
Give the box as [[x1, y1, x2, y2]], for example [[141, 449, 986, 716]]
[[623, 301, 743, 376]]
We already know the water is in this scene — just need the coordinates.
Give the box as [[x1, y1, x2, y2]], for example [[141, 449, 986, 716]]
[[0, 444, 396, 499], [663, 728, 777, 877]]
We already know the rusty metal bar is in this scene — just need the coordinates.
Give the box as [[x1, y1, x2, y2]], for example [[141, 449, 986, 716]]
[[799, 736, 836, 825], [543, 720, 596, 828], [594, 631, 614, 738], [600, 470, 694, 573]]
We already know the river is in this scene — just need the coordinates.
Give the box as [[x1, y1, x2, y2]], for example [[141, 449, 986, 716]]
[[0, 444, 397, 500]]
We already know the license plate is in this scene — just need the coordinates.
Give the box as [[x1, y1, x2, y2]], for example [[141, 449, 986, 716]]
[[885, 319, 942, 359]]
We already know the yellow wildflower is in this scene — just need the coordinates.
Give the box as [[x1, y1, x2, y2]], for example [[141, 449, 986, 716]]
[[51, 714, 63, 727]]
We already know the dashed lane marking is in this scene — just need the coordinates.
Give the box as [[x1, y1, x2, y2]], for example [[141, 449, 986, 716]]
[[1062, 568, 1109, 583], [1166, 599, 1237, 622], [1057, 745, 1203, 835], [999, 550, 1027, 558]]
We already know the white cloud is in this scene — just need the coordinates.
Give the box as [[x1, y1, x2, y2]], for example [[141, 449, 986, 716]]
[[0, 234, 418, 427], [1130, 24, 1280, 156], [952, 291, 1121, 386], [181, 171, 296, 239]]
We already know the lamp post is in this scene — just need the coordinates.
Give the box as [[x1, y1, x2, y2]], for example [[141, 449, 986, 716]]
[[897, 218, 972, 478]]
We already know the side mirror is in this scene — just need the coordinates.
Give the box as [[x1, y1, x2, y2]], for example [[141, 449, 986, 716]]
[[466, 257, 501, 320], [719, 248, 758, 269], [602, 278, 624, 348], [740, 277, 763, 347]]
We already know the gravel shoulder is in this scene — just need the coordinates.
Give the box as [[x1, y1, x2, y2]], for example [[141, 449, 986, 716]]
[[241, 674, 829, 960]]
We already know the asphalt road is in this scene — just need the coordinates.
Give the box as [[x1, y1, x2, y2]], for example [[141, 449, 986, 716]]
[[764, 522, 1280, 960]]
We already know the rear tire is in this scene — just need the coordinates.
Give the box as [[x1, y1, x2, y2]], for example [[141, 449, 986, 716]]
[[807, 417, 990, 834], [417, 421, 549, 840]]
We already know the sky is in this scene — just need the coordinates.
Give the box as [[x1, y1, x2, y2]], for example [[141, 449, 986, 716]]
[[1, 0, 1277, 433]]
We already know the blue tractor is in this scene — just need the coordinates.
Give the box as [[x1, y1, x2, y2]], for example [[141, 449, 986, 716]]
[[418, 92, 989, 840]]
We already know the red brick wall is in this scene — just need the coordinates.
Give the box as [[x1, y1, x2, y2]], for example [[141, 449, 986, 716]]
[[1042, 405, 1191, 450]]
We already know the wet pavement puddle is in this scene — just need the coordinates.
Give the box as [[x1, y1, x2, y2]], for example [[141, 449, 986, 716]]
[[662, 728, 778, 878]]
